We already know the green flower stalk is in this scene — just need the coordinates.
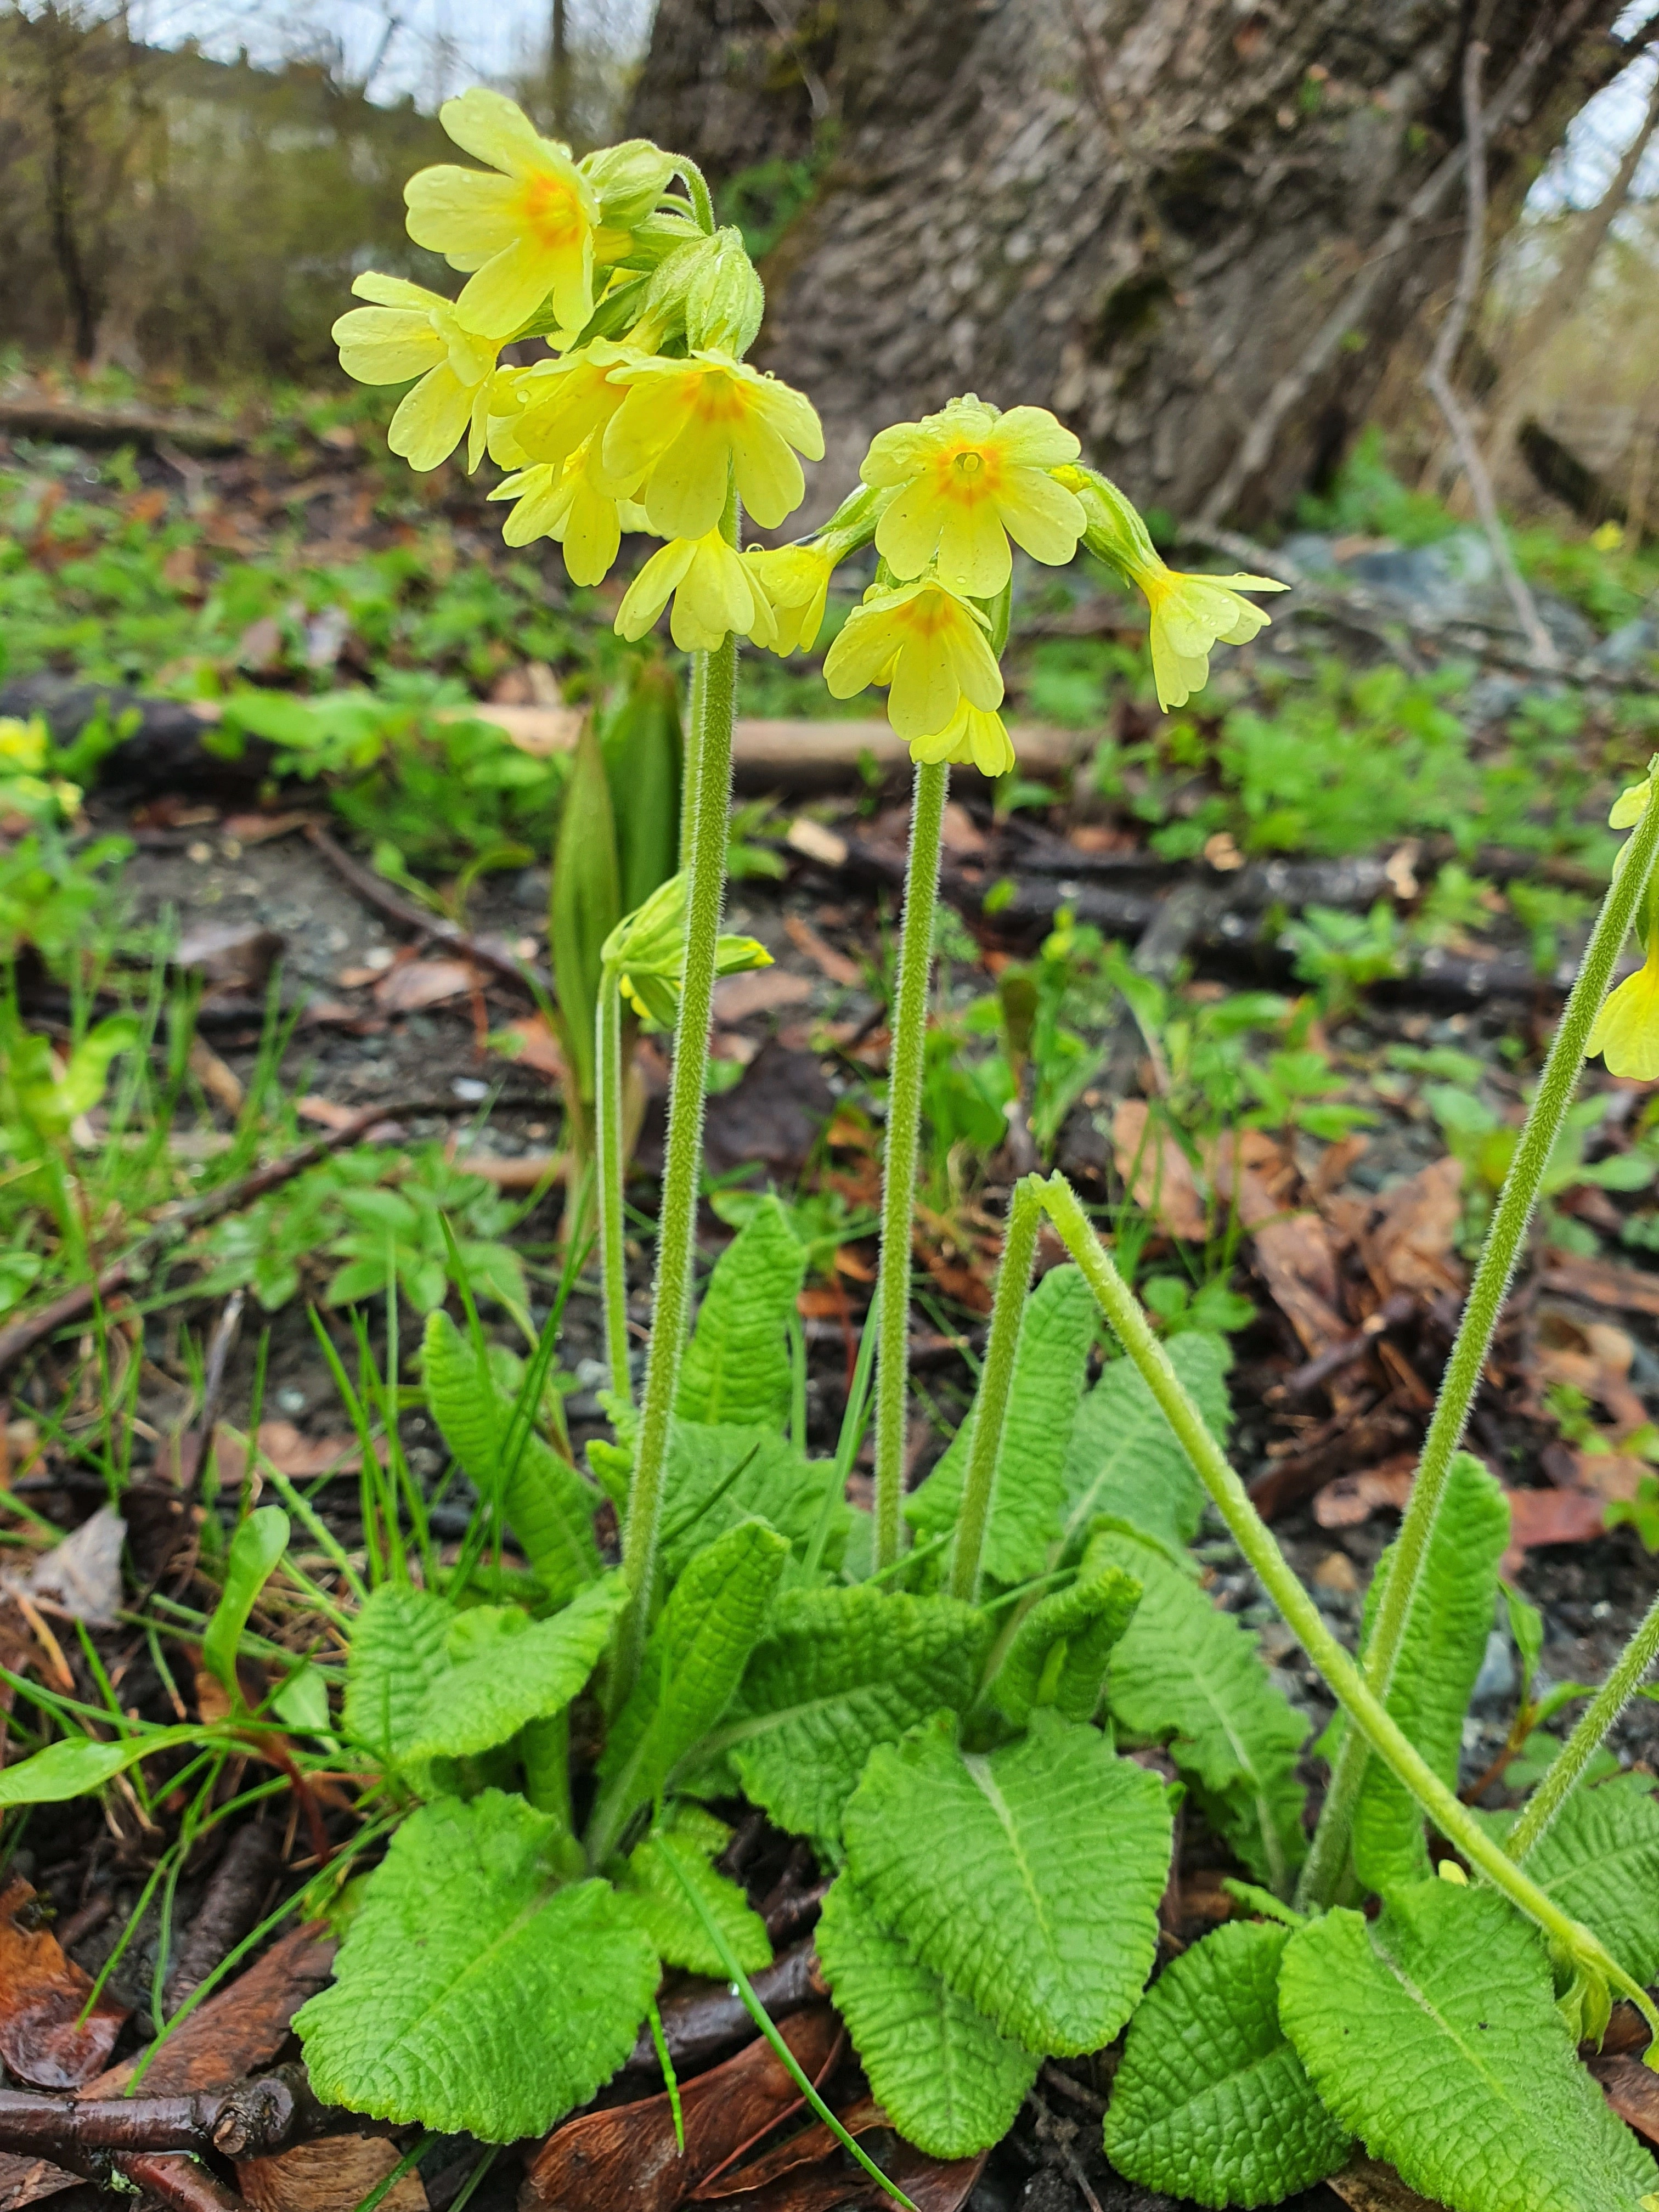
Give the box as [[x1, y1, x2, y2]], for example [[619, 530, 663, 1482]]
[[1508, 1584, 1659, 1862]]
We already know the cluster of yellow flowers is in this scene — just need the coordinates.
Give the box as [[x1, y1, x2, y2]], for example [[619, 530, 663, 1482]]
[[334, 94, 1285, 772], [1590, 775, 1659, 1079]]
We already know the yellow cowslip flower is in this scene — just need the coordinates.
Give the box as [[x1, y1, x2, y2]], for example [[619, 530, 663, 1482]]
[[909, 701, 1015, 778], [602, 352, 824, 540], [822, 579, 1003, 744], [744, 545, 837, 656], [1133, 562, 1288, 712], [490, 439, 635, 585], [1589, 929, 1659, 1080], [332, 273, 498, 471], [404, 88, 600, 339], [615, 531, 778, 653], [0, 716, 49, 773], [487, 340, 639, 473], [862, 395, 1085, 597]]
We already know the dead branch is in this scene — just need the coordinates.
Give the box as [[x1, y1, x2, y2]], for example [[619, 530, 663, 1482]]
[[302, 824, 556, 998], [0, 399, 244, 455], [0, 2075, 297, 2163], [1424, 40, 1558, 665], [620, 1940, 827, 2080], [165, 1819, 282, 2014], [1266, 1292, 1420, 1407]]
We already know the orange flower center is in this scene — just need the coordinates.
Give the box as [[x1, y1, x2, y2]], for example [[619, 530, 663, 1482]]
[[932, 439, 1003, 506], [893, 588, 964, 643], [688, 371, 752, 429], [520, 170, 585, 252]]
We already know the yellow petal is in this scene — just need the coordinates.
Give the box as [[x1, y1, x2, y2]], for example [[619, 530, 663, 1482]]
[[934, 494, 1013, 599], [991, 406, 1081, 468], [456, 230, 591, 339], [351, 271, 447, 312], [638, 410, 732, 542], [439, 87, 549, 174], [1611, 779, 1652, 830], [332, 307, 445, 387], [994, 468, 1085, 567], [823, 598, 908, 698], [1589, 957, 1659, 1080], [388, 365, 474, 471], [731, 414, 806, 532], [404, 165, 522, 258], [616, 538, 698, 641]]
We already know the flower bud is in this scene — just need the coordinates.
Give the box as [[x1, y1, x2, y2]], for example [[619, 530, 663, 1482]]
[[683, 228, 765, 358], [1052, 462, 1158, 584], [601, 872, 771, 1028], [581, 139, 676, 231]]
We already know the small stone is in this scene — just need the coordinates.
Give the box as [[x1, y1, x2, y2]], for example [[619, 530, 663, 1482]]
[[452, 1077, 488, 1102], [1469, 1627, 1516, 1713], [1313, 1549, 1359, 1595]]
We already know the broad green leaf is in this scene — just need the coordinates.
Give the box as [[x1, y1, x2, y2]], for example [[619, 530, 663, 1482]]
[[817, 1875, 1038, 2158], [549, 714, 622, 1102], [906, 1265, 1096, 1584], [1059, 1331, 1232, 1556], [404, 1577, 627, 1762], [987, 1557, 1142, 1726], [343, 1582, 454, 1765], [1104, 1920, 1348, 2207], [423, 1309, 600, 1604], [295, 1790, 657, 2140], [616, 1803, 770, 1976], [1280, 1882, 1658, 2212], [592, 1519, 788, 1858], [1349, 1451, 1508, 1898], [1483, 1776, 1659, 1987], [676, 1197, 806, 1431], [1096, 1527, 1307, 1891], [0, 1726, 204, 1806], [722, 1587, 990, 1848], [843, 1708, 1171, 2056], [202, 1506, 290, 1701], [659, 1423, 840, 1578]]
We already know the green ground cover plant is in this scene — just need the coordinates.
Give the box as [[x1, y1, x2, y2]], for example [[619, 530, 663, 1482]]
[[6, 92, 1659, 2212]]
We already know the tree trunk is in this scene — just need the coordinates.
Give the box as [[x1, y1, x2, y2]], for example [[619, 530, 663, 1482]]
[[629, 0, 1638, 528]]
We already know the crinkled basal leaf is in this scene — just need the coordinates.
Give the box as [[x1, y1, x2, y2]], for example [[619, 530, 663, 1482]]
[[817, 1876, 1037, 2158], [1104, 1920, 1348, 2207], [422, 1309, 600, 1604], [676, 1196, 806, 1431], [404, 1577, 627, 1762], [295, 1790, 658, 2141], [724, 1587, 990, 1848], [1485, 1775, 1659, 1988], [988, 1559, 1142, 1727], [1059, 1331, 1232, 1557], [843, 1708, 1170, 2056], [659, 1423, 838, 1578], [1096, 1528, 1307, 1891], [592, 1519, 788, 1857], [1349, 1451, 1507, 1898], [907, 1265, 1096, 1585], [342, 1582, 453, 1766], [617, 1803, 771, 1976], [1279, 1882, 1659, 2212]]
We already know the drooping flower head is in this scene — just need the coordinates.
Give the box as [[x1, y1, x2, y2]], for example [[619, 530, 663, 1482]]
[[491, 439, 643, 585], [909, 701, 1016, 778], [602, 873, 771, 1028], [404, 88, 601, 338], [332, 274, 499, 471], [616, 530, 778, 653], [862, 396, 1086, 598], [744, 545, 837, 656], [1589, 926, 1659, 1080], [822, 579, 1003, 742], [602, 352, 823, 539]]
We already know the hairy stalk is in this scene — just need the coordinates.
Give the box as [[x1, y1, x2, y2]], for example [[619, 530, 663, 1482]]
[[872, 760, 949, 1570], [1300, 769, 1659, 1903], [612, 505, 740, 1712], [1040, 1172, 1659, 2037], [1509, 1585, 1659, 1861], [680, 652, 706, 874], [595, 978, 632, 1413], [950, 1179, 1043, 1602]]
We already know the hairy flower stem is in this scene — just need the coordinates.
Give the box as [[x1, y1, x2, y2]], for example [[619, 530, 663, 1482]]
[[680, 653, 706, 873], [1040, 1171, 1659, 2029], [950, 1179, 1043, 1602], [595, 978, 632, 1415], [1509, 1584, 1659, 1861], [1301, 766, 1659, 1907], [612, 532, 740, 1713], [872, 760, 949, 1571]]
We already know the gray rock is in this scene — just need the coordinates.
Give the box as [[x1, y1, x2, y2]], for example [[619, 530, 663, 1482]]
[[1470, 1626, 1517, 1713]]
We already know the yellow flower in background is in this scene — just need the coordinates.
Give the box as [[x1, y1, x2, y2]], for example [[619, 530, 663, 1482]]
[[0, 716, 49, 774], [404, 88, 600, 338], [490, 439, 633, 584], [744, 545, 837, 656], [863, 396, 1085, 597], [822, 579, 1003, 743], [1134, 562, 1288, 711], [1589, 930, 1659, 1080], [616, 530, 778, 653], [488, 340, 639, 473], [909, 700, 1015, 777], [332, 274, 499, 471], [602, 351, 824, 539]]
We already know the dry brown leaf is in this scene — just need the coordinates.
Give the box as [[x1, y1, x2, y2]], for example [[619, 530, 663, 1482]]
[[1368, 1156, 1465, 1297], [785, 817, 849, 869], [939, 802, 986, 856], [81, 1925, 335, 2097], [21, 1508, 125, 1627], [783, 913, 862, 986], [0, 1876, 128, 2089], [692, 2098, 884, 2199], [499, 1014, 566, 1080], [374, 957, 481, 1013], [1538, 1250, 1659, 1317], [522, 2007, 840, 2212], [174, 921, 284, 990], [1567, 1450, 1647, 1506], [447, 1149, 565, 1190], [1327, 2155, 1444, 2210], [1314, 1455, 1417, 1529], [712, 969, 813, 1022], [221, 811, 316, 845], [1502, 1486, 1610, 1573], [188, 1036, 244, 1115], [727, 2144, 986, 2212], [239, 2135, 427, 2212], [1591, 2052, 1659, 2145], [1112, 1101, 1206, 1240]]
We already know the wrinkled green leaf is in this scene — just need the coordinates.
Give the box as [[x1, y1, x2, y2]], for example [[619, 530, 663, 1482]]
[[1280, 1882, 1657, 2212], [1483, 1775, 1659, 1988], [617, 1802, 770, 1976], [843, 1709, 1171, 2056], [987, 1556, 1141, 1726], [1096, 1527, 1307, 1891], [817, 1876, 1037, 2158], [659, 1424, 839, 1579], [202, 1507, 290, 1702], [343, 1582, 454, 1765], [1059, 1332, 1232, 1556], [676, 1198, 807, 1432], [404, 1577, 627, 1762], [907, 1265, 1096, 1585], [295, 1790, 658, 2140], [1104, 1920, 1348, 2207]]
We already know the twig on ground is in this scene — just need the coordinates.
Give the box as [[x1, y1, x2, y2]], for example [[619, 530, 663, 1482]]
[[620, 1940, 826, 2079], [0, 2076, 299, 2162], [117, 2150, 255, 2212], [1424, 41, 1557, 666], [176, 1289, 245, 1498], [302, 824, 555, 997], [164, 1819, 282, 2013], [1266, 1293, 1420, 1407]]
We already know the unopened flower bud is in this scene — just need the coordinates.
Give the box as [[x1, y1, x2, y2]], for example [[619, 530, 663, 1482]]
[[581, 139, 676, 230], [684, 228, 765, 358]]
